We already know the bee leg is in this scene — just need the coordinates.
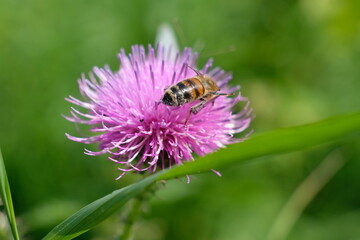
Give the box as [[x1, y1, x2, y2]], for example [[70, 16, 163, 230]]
[[184, 99, 207, 125], [210, 92, 235, 107], [191, 99, 207, 114], [215, 92, 235, 97], [207, 91, 234, 97]]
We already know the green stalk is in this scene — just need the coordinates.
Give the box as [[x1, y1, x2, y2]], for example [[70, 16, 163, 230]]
[[120, 197, 143, 240], [0, 148, 20, 240], [119, 182, 157, 240]]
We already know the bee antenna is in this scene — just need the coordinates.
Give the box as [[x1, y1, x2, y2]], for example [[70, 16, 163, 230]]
[[186, 64, 203, 77]]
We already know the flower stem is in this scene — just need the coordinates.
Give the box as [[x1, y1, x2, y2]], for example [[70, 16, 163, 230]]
[[120, 182, 157, 240], [120, 198, 142, 240]]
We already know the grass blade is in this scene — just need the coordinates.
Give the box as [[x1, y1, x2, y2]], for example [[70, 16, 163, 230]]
[[42, 174, 159, 240], [43, 112, 360, 240], [0, 148, 20, 240]]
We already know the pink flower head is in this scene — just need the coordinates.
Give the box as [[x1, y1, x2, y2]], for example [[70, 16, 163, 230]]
[[65, 45, 251, 178]]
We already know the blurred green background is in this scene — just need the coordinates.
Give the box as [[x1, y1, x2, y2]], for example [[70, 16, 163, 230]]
[[1, 0, 360, 239]]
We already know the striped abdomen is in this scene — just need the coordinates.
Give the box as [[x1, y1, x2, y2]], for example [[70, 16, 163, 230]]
[[161, 77, 205, 106]]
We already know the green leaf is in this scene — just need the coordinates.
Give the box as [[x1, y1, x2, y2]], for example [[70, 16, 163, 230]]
[[42, 174, 159, 240], [43, 112, 360, 240], [159, 112, 360, 180], [0, 148, 20, 240]]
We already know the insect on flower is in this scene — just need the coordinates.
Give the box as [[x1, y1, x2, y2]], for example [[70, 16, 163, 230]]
[[65, 45, 252, 179], [161, 65, 233, 125]]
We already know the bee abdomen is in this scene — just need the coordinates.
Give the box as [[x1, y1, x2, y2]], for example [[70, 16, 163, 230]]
[[183, 78, 205, 100], [176, 81, 194, 103], [161, 85, 185, 106], [162, 91, 176, 106], [161, 78, 205, 106]]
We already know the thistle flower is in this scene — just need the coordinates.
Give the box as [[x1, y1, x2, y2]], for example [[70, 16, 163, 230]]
[[65, 45, 251, 178]]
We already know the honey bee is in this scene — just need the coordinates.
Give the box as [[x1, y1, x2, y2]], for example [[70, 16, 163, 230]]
[[161, 65, 232, 125]]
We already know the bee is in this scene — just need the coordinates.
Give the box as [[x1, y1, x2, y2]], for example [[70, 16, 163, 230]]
[[161, 65, 232, 125]]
